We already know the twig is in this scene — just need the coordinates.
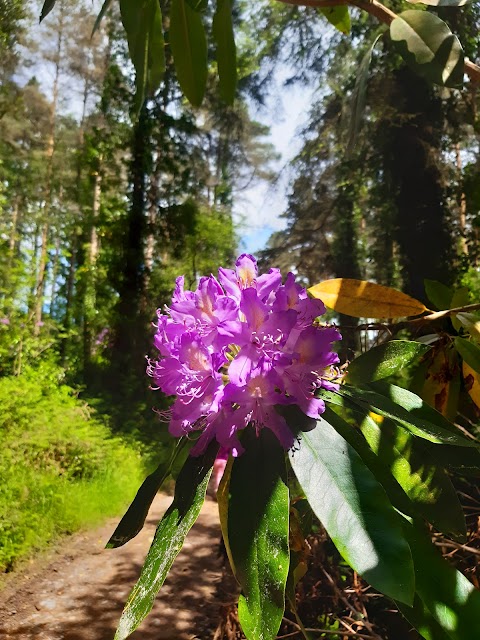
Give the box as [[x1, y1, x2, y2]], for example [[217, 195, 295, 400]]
[[275, 0, 480, 84], [433, 540, 480, 557]]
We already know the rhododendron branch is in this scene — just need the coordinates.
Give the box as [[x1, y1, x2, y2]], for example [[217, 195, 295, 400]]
[[275, 0, 480, 84]]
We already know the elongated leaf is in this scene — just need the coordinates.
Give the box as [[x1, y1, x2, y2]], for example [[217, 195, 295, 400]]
[[92, 0, 113, 36], [455, 337, 480, 374], [463, 362, 480, 409], [427, 439, 480, 474], [346, 340, 430, 385], [359, 414, 465, 536], [308, 278, 428, 318], [114, 443, 217, 640], [390, 10, 464, 87], [424, 279, 453, 311], [346, 34, 382, 153], [323, 407, 416, 517], [212, 0, 237, 103], [120, 0, 165, 111], [107, 439, 189, 548], [401, 519, 480, 640], [40, 0, 56, 22], [228, 428, 290, 640], [319, 6, 351, 34], [335, 383, 476, 447], [457, 312, 480, 342], [170, 0, 208, 106], [289, 416, 414, 605]]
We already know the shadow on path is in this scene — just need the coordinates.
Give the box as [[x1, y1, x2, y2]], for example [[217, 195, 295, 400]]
[[0, 494, 223, 640]]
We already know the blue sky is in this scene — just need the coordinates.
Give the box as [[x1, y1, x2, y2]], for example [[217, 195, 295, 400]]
[[235, 80, 313, 257]]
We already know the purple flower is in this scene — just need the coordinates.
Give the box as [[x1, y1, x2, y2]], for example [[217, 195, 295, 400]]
[[0, 318, 10, 326], [150, 255, 341, 456]]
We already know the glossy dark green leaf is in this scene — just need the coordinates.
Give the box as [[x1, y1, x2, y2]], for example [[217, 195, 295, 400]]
[[212, 0, 237, 104], [319, 6, 351, 34], [427, 443, 480, 475], [390, 10, 464, 88], [346, 340, 430, 385], [120, 0, 165, 111], [401, 519, 480, 640], [228, 427, 290, 640], [359, 414, 465, 537], [323, 407, 416, 517], [170, 0, 208, 106], [92, 0, 113, 36], [106, 439, 189, 548], [424, 279, 452, 311], [40, 0, 56, 22], [289, 416, 414, 605], [336, 383, 476, 447], [114, 443, 217, 640]]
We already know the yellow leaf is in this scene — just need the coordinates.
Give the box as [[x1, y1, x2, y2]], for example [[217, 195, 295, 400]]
[[421, 347, 460, 421], [308, 278, 428, 318], [463, 362, 480, 409]]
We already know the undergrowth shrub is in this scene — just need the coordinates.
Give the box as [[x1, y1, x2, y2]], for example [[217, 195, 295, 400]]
[[0, 362, 147, 572]]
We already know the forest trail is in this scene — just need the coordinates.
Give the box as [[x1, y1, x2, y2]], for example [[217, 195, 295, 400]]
[[0, 494, 224, 640]]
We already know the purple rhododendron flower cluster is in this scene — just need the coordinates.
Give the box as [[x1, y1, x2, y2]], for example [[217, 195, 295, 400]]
[[148, 254, 341, 456]]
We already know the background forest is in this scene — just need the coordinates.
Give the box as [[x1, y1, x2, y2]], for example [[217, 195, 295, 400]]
[[1, 0, 480, 637]]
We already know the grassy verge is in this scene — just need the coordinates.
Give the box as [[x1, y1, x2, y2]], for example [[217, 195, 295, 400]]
[[0, 363, 149, 572]]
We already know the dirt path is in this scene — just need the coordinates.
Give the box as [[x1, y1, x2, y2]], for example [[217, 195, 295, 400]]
[[0, 494, 224, 640]]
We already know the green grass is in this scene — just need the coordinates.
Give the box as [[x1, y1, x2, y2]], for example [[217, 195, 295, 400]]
[[0, 363, 148, 572]]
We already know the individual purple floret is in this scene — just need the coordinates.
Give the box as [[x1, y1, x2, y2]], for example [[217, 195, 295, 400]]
[[148, 254, 341, 456]]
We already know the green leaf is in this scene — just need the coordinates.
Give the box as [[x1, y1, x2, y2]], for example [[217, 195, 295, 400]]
[[185, 0, 209, 11], [426, 443, 480, 475], [346, 34, 383, 154], [228, 427, 290, 640], [212, 0, 237, 104], [401, 519, 480, 640], [40, 0, 56, 22], [120, 0, 166, 111], [169, 0, 208, 106], [390, 10, 464, 87], [319, 6, 351, 34], [451, 287, 470, 331], [92, 0, 114, 36], [114, 443, 217, 640], [424, 279, 453, 311], [106, 439, 190, 548], [323, 407, 417, 518], [346, 340, 430, 385], [289, 416, 415, 605], [335, 383, 476, 447], [454, 336, 480, 374], [359, 414, 465, 537]]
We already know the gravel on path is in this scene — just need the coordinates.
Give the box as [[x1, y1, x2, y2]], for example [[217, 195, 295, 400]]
[[0, 494, 223, 640]]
